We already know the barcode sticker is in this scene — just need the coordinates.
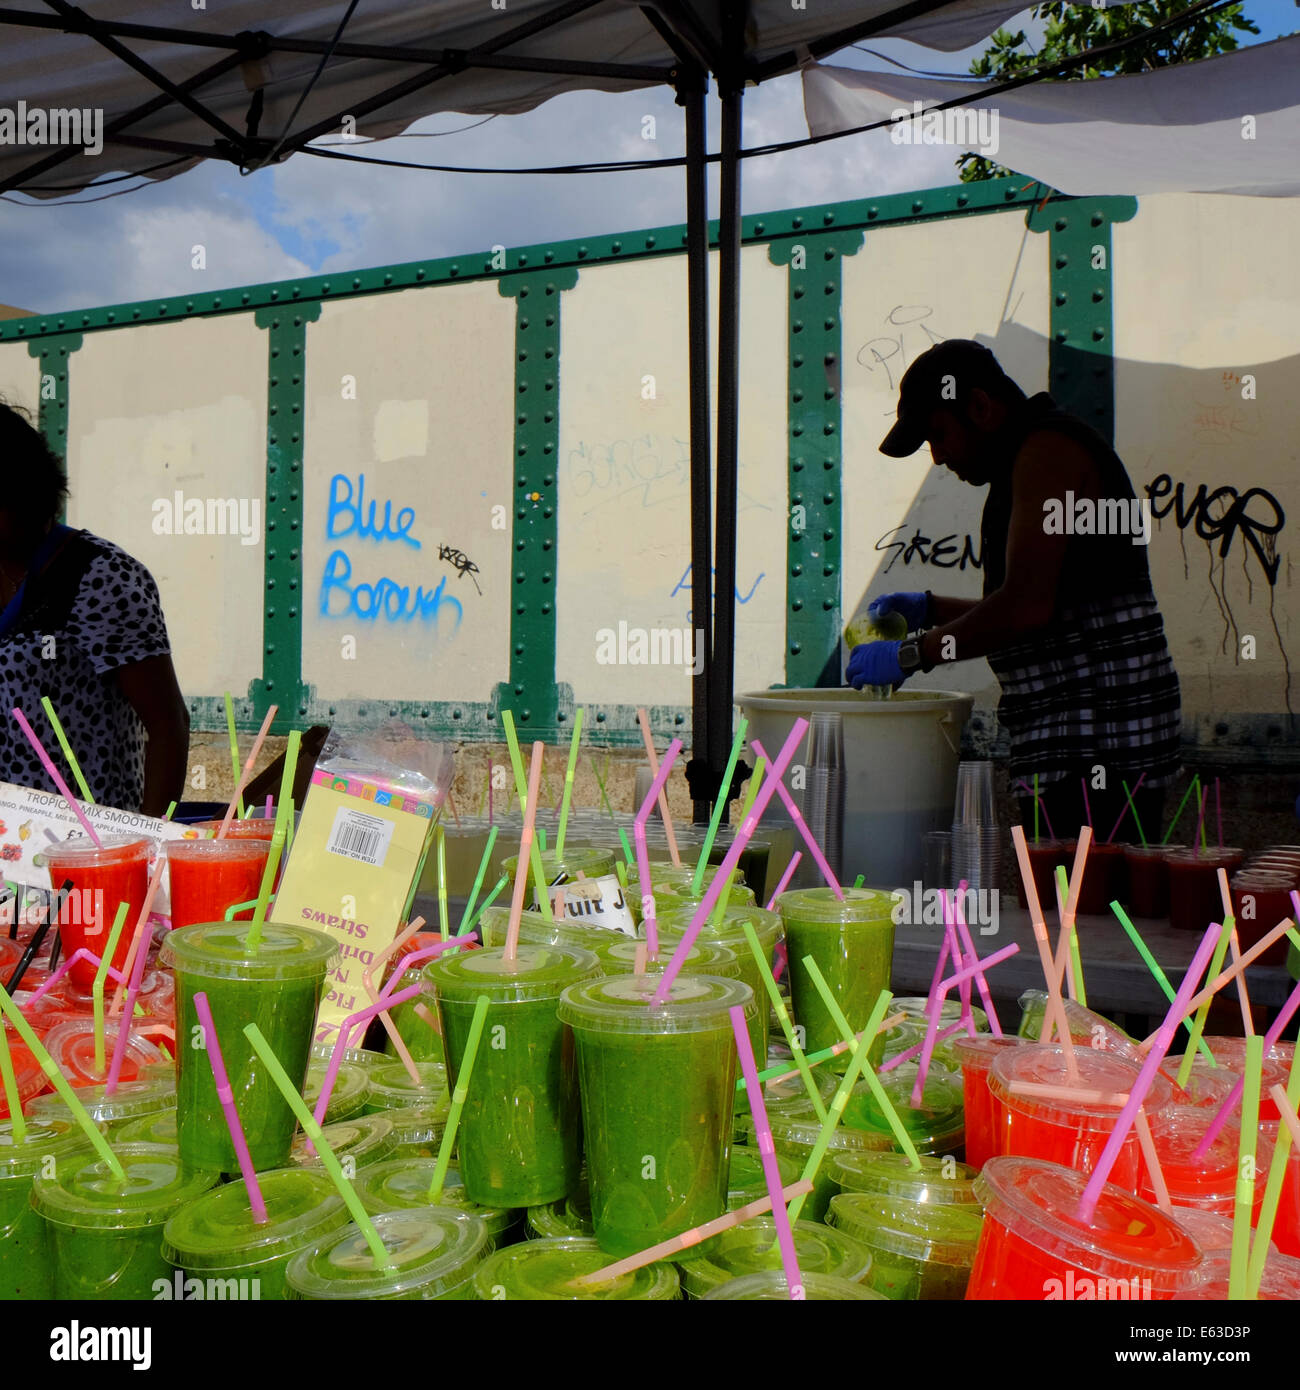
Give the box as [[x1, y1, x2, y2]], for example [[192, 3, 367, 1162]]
[[325, 807, 395, 867]]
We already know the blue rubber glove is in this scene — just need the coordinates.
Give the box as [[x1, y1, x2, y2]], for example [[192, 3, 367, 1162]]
[[867, 591, 929, 629], [847, 640, 906, 691]]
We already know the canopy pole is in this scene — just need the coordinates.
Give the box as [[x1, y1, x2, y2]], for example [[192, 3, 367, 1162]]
[[680, 69, 715, 824]]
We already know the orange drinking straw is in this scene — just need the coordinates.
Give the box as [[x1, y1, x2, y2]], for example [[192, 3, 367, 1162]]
[[1011, 825, 1078, 1082], [109, 855, 168, 1018], [360, 917, 427, 1087], [637, 708, 681, 867], [1218, 868, 1254, 1037], [218, 706, 277, 839], [1135, 1109, 1172, 1212], [504, 743, 545, 963]]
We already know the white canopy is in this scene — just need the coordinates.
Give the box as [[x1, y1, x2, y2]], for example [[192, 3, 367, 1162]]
[[0, 0, 1038, 197], [803, 33, 1300, 198]]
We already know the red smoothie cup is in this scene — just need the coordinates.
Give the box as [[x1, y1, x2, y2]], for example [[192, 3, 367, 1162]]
[[164, 839, 272, 932], [41, 1017, 168, 1087], [966, 1156, 1204, 1300], [1016, 839, 1076, 912], [1073, 841, 1128, 917], [0, 1029, 48, 1116], [1165, 847, 1244, 933], [1174, 1251, 1300, 1300], [1121, 845, 1171, 918], [1139, 1105, 1270, 1217], [1229, 872, 1294, 963], [193, 816, 277, 842], [43, 834, 151, 991], [951, 1035, 1032, 1170], [988, 1045, 1173, 1191], [0, 938, 20, 978], [1272, 1147, 1300, 1259]]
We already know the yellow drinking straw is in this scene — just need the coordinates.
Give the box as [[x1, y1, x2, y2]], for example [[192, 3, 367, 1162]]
[[555, 707, 584, 859], [224, 692, 246, 820], [428, 994, 490, 1203], [40, 696, 93, 804], [0, 1023, 27, 1142], [500, 710, 553, 924], [1228, 1035, 1262, 1301], [1248, 1041, 1300, 1296]]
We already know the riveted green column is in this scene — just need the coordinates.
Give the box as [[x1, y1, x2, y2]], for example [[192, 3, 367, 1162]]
[[493, 269, 579, 736], [770, 228, 864, 688], [27, 334, 82, 476], [1031, 196, 1137, 444], [250, 303, 321, 729]]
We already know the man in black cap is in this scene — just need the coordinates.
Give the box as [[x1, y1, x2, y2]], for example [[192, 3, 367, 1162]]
[[847, 339, 1180, 837]]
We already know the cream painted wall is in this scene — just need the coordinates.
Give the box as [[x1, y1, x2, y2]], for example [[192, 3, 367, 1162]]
[[841, 209, 1052, 714], [68, 316, 266, 697], [302, 285, 516, 704], [0, 343, 39, 414], [1113, 193, 1300, 727], [557, 247, 787, 705]]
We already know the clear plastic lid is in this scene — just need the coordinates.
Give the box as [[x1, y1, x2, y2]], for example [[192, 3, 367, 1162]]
[[950, 1035, 1031, 1072], [286, 1207, 491, 1300], [302, 1061, 368, 1123], [756, 1105, 895, 1155], [655, 905, 783, 948], [112, 1109, 178, 1146], [350, 1157, 520, 1242], [989, 1045, 1169, 1128], [0, 1029, 47, 1110], [163, 838, 271, 864], [649, 883, 757, 911], [702, 1271, 888, 1300], [26, 1072, 176, 1127], [162, 1168, 348, 1267], [842, 1064, 965, 1152], [726, 1147, 801, 1207], [1165, 1206, 1240, 1255], [500, 848, 615, 882], [32, 1142, 220, 1230], [426, 941, 600, 1004], [382, 1103, 450, 1149], [894, 997, 990, 1033], [310, 1040, 388, 1072], [363, 1061, 448, 1112], [1175, 1253, 1300, 1301], [526, 1199, 594, 1240], [290, 1114, 397, 1171], [1147, 1104, 1246, 1186], [43, 833, 151, 866], [1016, 991, 1142, 1061], [0, 1116, 89, 1181], [828, 1152, 980, 1206], [975, 1156, 1202, 1290], [161, 921, 338, 981], [41, 1019, 167, 1084], [472, 1237, 680, 1301], [679, 1217, 873, 1297], [557, 972, 754, 1036], [592, 936, 741, 979], [827, 1193, 983, 1266], [775, 886, 898, 924]]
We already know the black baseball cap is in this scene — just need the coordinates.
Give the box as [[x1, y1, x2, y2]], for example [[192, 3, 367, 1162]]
[[879, 339, 1012, 458]]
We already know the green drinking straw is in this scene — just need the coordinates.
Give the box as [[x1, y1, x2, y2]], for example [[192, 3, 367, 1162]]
[[1176, 918, 1234, 1089], [617, 827, 635, 867], [499, 711, 553, 923], [1162, 774, 1200, 847], [614, 859, 628, 895], [1229, 1035, 1263, 1301], [853, 875, 865, 889], [739, 920, 826, 1122], [555, 707, 584, 859], [0, 1022, 26, 1142], [463, 875, 509, 942], [164, 801, 177, 822], [1198, 785, 1209, 853], [224, 692, 246, 820], [537, 828, 547, 855], [436, 825, 449, 942], [693, 718, 748, 896], [802, 957, 923, 1172], [247, 731, 301, 950], [737, 1031, 869, 1091], [0, 985, 124, 1179], [1120, 780, 1146, 848], [243, 1022, 390, 1266], [1109, 902, 1216, 1063], [460, 827, 499, 937], [401, 824, 435, 930], [1248, 1041, 1300, 1297], [785, 988, 895, 1229], [92, 900, 131, 1075], [591, 753, 615, 821], [40, 696, 93, 804], [428, 993, 490, 1203], [1055, 866, 1087, 1008]]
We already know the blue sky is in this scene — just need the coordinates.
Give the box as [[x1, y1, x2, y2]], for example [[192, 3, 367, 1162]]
[[0, 2, 1295, 314]]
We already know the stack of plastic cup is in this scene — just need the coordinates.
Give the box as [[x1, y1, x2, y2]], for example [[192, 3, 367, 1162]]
[[676, 1217, 873, 1299], [0, 1116, 90, 1299], [967, 1156, 1204, 1300], [922, 830, 951, 893], [828, 1151, 980, 1207], [361, 1059, 449, 1116], [472, 1237, 681, 1301], [302, 1059, 369, 1124], [840, 1061, 965, 1158], [289, 1114, 398, 1172], [827, 1192, 983, 1300], [950, 761, 999, 893], [703, 1271, 888, 1300], [797, 712, 845, 888], [352, 1156, 523, 1247]]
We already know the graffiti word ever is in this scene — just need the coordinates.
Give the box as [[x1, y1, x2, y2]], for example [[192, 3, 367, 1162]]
[[1042, 493, 1151, 546], [320, 473, 462, 629], [1145, 474, 1283, 586], [874, 526, 982, 573]]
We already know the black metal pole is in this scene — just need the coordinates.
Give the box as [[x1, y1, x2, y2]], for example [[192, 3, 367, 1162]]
[[680, 72, 715, 824]]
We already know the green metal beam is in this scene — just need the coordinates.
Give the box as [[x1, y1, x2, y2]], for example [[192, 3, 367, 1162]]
[[26, 333, 82, 475]]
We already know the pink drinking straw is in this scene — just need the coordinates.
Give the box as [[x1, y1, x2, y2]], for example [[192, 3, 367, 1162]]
[[879, 1020, 966, 1073], [12, 708, 101, 848], [1075, 920, 1223, 1224], [1080, 777, 1093, 831], [650, 719, 808, 1005], [1105, 771, 1145, 844], [379, 930, 479, 1000], [1189, 970, 1300, 1161], [265, 795, 274, 819], [951, 884, 1003, 1036], [23, 949, 127, 1004], [633, 738, 683, 962], [193, 992, 267, 1224], [947, 889, 974, 1031], [361, 917, 427, 1084], [730, 1004, 806, 1301], [749, 739, 845, 900], [104, 913, 156, 1096], [765, 851, 802, 911], [637, 708, 681, 868]]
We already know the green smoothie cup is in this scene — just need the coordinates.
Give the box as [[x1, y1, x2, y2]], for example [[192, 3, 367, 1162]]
[[733, 1068, 840, 1144], [656, 904, 784, 1065], [557, 972, 756, 1257], [0, 1117, 90, 1299], [591, 935, 741, 979], [362, 1059, 449, 1115], [726, 1146, 801, 1211], [286, 1208, 492, 1300], [27, 1072, 176, 1133], [527, 1197, 595, 1240], [702, 1271, 889, 1300], [500, 847, 616, 893], [676, 1216, 874, 1298], [758, 1107, 895, 1222], [426, 942, 599, 1208], [841, 1062, 965, 1156], [32, 1142, 220, 1300], [113, 1109, 178, 1146], [384, 988, 444, 1065], [776, 887, 898, 1066], [161, 921, 338, 1172], [828, 1192, 984, 1300], [642, 882, 757, 921], [302, 1060, 369, 1124], [351, 1156, 523, 1247], [895, 997, 990, 1033], [828, 1151, 980, 1206], [162, 1168, 350, 1300], [477, 904, 621, 955], [472, 1236, 681, 1300], [290, 1114, 398, 1171], [310, 1040, 388, 1072]]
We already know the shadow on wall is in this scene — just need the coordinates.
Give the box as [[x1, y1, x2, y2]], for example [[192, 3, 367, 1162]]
[[843, 322, 1296, 756]]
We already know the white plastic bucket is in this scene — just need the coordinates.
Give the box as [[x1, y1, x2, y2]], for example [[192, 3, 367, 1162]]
[[734, 688, 974, 888]]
